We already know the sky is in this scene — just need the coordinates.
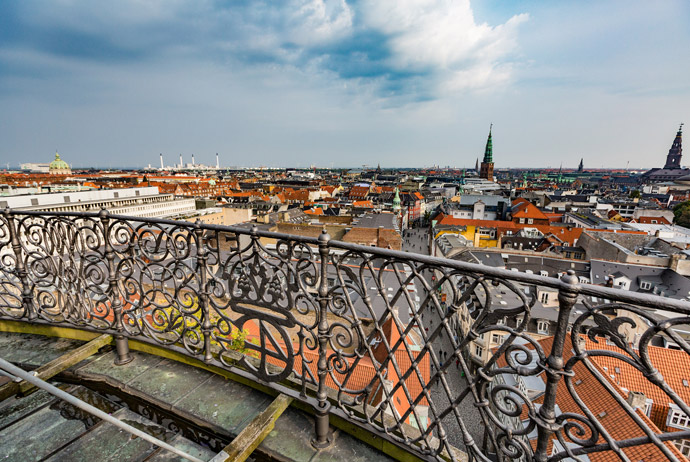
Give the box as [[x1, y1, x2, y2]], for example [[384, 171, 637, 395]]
[[0, 0, 688, 169]]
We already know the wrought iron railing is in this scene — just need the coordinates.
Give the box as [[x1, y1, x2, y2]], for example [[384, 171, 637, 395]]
[[0, 209, 689, 461]]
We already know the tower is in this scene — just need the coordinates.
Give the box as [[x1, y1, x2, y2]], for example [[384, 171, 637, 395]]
[[578, 158, 584, 172], [216, 153, 219, 169], [179, 154, 183, 168], [191, 154, 195, 167], [664, 124, 684, 169], [392, 187, 401, 213], [160, 153, 164, 169], [479, 124, 494, 181]]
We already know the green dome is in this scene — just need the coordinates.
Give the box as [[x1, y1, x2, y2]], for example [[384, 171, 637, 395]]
[[49, 152, 69, 171]]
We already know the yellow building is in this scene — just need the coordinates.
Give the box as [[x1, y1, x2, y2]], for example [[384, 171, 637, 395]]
[[434, 226, 498, 248]]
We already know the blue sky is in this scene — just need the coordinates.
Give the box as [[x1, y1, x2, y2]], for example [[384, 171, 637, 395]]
[[0, 0, 688, 169]]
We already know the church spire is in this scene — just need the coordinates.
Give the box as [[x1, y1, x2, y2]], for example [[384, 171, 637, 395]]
[[483, 124, 493, 163], [578, 158, 584, 172], [479, 124, 495, 181], [664, 123, 683, 169]]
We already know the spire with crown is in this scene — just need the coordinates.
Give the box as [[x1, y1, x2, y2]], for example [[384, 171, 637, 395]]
[[664, 123, 683, 169]]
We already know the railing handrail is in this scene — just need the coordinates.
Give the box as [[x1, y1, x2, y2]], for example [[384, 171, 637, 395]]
[[5, 208, 688, 313], [2, 208, 689, 462]]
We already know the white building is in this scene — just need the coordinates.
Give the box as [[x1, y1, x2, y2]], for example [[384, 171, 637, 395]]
[[0, 187, 197, 219]]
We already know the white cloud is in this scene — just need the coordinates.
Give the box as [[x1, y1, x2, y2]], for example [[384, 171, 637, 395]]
[[359, 0, 527, 91], [288, 0, 354, 46]]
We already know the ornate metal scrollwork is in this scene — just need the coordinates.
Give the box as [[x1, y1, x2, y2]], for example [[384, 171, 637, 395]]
[[1, 211, 690, 462]]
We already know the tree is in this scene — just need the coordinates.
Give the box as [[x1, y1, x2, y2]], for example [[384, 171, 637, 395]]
[[629, 190, 641, 199], [673, 201, 690, 228]]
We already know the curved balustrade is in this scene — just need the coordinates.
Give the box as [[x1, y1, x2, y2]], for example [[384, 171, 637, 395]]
[[1, 209, 689, 461]]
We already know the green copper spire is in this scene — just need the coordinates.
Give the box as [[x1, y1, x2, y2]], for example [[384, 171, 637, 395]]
[[392, 187, 401, 212], [483, 124, 493, 163]]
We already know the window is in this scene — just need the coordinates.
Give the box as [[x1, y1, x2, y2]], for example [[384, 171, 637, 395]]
[[527, 218, 533, 224], [491, 333, 505, 344], [676, 440, 690, 457], [540, 270, 548, 277], [644, 399, 653, 417], [516, 316, 524, 326], [640, 281, 652, 291], [670, 408, 690, 428], [519, 218, 525, 224], [475, 345, 483, 357], [537, 320, 549, 334], [541, 292, 549, 304]]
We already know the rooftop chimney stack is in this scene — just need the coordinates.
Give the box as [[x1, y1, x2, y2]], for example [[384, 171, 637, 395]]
[[626, 391, 646, 410]]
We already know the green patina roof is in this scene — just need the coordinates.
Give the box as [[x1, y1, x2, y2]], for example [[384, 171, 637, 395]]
[[483, 126, 493, 163], [49, 151, 69, 170]]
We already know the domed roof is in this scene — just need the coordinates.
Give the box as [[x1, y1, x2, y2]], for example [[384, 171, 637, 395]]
[[49, 152, 69, 170], [208, 179, 216, 186]]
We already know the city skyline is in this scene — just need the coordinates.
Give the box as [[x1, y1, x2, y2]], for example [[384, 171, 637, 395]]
[[1, 1, 688, 169]]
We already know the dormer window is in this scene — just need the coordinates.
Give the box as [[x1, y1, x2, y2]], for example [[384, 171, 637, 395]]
[[669, 405, 690, 429], [537, 320, 549, 334], [640, 281, 652, 291]]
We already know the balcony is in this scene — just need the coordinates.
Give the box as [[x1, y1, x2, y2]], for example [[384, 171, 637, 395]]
[[0, 209, 689, 461]]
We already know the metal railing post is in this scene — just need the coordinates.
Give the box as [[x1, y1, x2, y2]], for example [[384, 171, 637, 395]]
[[100, 209, 132, 365], [4, 209, 36, 320], [312, 230, 333, 448], [534, 270, 579, 461], [194, 221, 213, 363]]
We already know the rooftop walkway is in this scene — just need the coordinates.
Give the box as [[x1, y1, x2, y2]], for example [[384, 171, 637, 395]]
[[0, 330, 399, 462]]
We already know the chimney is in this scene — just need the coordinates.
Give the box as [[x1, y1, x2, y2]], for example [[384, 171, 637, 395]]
[[626, 391, 646, 410], [669, 253, 683, 272]]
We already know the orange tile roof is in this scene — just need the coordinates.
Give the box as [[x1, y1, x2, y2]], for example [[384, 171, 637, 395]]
[[352, 200, 374, 208], [583, 337, 690, 434], [511, 198, 550, 220], [498, 336, 686, 461]]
